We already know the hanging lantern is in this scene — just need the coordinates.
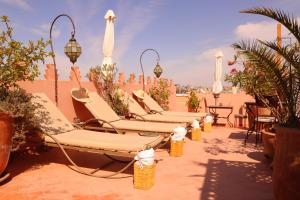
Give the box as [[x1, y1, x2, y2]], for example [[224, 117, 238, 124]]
[[64, 34, 81, 64], [153, 63, 163, 78]]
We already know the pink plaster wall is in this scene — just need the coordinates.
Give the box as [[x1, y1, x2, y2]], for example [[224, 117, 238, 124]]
[[18, 64, 176, 122], [174, 92, 254, 126], [18, 64, 253, 127]]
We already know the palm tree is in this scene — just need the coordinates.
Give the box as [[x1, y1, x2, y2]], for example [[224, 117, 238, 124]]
[[232, 7, 300, 128]]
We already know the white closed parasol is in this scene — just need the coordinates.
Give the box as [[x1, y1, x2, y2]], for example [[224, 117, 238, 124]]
[[101, 9, 116, 77], [212, 50, 223, 94]]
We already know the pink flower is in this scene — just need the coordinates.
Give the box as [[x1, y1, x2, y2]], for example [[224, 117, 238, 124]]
[[16, 61, 26, 67], [230, 68, 237, 74], [257, 71, 265, 77], [228, 60, 236, 66]]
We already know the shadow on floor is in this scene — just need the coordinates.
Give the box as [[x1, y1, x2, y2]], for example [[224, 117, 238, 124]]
[[202, 131, 263, 155], [195, 159, 273, 200], [6, 147, 134, 182]]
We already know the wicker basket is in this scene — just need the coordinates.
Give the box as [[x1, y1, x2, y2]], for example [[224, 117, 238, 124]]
[[203, 122, 212, 132], [170, 139, 184, 157], [191, 128, 201, 141], [134, 162, 156, 190]]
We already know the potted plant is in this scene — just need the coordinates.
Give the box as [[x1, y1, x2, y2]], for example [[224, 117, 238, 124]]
[[149, 79, 171, 111], [88, 64, 129, 116], [0, 107, 13, 182], [224, 68, 242, 94], [233, 7, 300, 199], [0, 16, 49, 182], [186, 90, 201, 112]]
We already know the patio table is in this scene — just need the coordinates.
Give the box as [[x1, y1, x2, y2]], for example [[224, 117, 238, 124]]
[[208, 105, 233, 127]]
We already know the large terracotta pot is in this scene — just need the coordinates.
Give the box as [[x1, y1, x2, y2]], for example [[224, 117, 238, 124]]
[[261, 129, 276, 159], [0, 113, 13, 181], [273, 126, 300, 200]]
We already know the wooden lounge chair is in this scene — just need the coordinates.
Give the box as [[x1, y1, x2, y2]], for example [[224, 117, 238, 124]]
[[70, 88, 185, 136], [120, 89, 201, 123], [32, 93, 165, 178], [132, 90, 207, 118]]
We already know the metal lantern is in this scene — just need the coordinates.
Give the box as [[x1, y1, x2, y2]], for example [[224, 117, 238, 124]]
[[64, 34, 82, 64], [140, 48, 163, 91], [153, 63, 163, 78], [50, 14, 81, 106]]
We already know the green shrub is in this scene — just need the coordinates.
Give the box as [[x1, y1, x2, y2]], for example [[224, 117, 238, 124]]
[[0, 16, 50, 152], [88, 64, 129, 116], [186, 90, 201, 112], [149, 79, 171, 110]]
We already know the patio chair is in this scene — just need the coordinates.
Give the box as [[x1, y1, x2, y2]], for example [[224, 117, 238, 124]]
[[244, 104, 276, 146], [120, 89, 202, 123], [32, 93, 165, 178], [70, 88, 185, 136], [132, 90, 207, 118]]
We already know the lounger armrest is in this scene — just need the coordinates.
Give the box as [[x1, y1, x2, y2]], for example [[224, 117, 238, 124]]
[[129, 112, 146, 121], [72, 123, 84, 130], [81, 118, 122, 134], [149, 109, 163, 115]]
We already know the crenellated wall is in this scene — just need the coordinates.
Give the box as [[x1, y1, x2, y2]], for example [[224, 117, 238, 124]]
[[19, 64, 253, 127], [19, 64, 177, 122]]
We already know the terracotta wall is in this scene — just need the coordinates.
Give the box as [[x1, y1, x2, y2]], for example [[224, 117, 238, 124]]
[[19, 64, 253, 126], [174, 92, 254, 126], [19, 64, 176, 122]]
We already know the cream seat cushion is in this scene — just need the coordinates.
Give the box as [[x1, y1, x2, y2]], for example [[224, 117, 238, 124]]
[[45, 129, 163, 152]]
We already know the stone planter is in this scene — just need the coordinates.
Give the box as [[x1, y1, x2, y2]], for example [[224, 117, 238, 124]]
[[273, 126, 300, 200], [0, 113, 13, 183], [232, 86, 238, 94]]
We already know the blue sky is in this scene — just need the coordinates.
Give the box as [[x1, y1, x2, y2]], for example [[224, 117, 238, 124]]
[[1, 0, 299, 86]]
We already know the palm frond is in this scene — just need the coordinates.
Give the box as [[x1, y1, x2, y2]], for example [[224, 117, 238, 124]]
[[240, 7, 300, 43], [232, 40, 298, 122]]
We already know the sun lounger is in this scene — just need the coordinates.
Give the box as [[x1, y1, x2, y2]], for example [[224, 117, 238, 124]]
[[132, 90, 207, 118], [119, 89, 201, 123], [71, 88, 185, 135], [32, 93, 165, 178]]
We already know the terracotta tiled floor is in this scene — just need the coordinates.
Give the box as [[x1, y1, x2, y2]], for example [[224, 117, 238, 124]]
[[0, 127, 273, 200]]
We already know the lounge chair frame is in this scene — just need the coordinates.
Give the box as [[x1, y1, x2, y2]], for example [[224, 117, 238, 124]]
[[33, 93, 167, 179]]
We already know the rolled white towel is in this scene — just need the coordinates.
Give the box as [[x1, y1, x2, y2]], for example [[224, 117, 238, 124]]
[[204, 115, 214, 123], [191, 119, 200, 128], [171, 126, 187, 141], [134, 148, 155, 168]]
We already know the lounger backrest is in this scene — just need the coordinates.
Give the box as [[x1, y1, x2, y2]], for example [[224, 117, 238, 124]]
[[120, 90, 148, 115], [84, 92, 121, 122], [133, 90, 164, 112], [32, 93, 75, 135]]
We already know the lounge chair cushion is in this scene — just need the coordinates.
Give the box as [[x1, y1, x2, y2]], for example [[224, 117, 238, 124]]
[[132, 90, 207, 118], [85, 92, 123, 122], [105, 120, 185, 133], [125, 90, 198, 122], [71, 90, 185, 133], [133, 90, 163, 112], [45, 130, 163, 152], [32, 93, 75, 135]]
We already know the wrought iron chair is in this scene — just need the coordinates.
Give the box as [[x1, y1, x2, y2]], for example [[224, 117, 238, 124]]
[[244, 103, 276, 145]]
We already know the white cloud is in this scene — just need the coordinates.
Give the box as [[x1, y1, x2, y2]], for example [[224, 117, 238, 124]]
[[114, 0, 165, 62], [0, 0, 32, 11], [163, 46, 235, 87], [235, 20, 291, 41]]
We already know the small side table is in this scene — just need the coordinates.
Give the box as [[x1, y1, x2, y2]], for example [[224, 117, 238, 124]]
[[208, 105, 233, 127]]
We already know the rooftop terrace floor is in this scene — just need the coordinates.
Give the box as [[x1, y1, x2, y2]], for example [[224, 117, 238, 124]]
[[0, 127, 273, 200]]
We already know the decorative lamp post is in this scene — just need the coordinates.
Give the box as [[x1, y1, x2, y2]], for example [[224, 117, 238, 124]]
[[139, 48, 163, 91], [50, 14, 81, 106]]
